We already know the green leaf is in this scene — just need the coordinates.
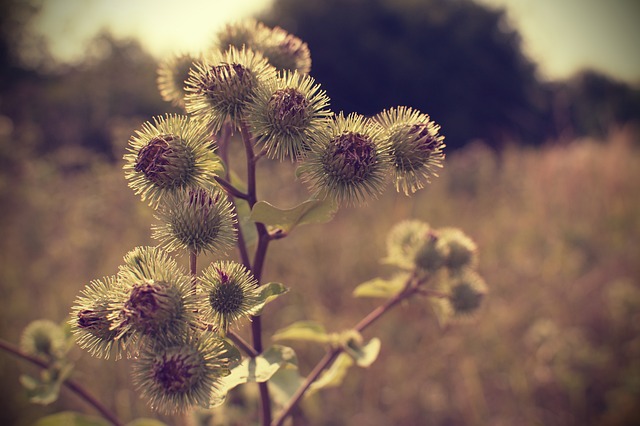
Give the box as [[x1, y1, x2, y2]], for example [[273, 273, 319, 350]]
[[127, 420, 169, 426], [353, 275, 408, 298], [249, 198, 338, 233], [272, 321, 332, 344], [34, 412, 110, 426], [309, 353, 354, 394], [228, 170, 257, 247], [268, 366, 305, 408], [247, 282, 288, 316], [211, 345, 298, 407], [351, 337, 382, 367]]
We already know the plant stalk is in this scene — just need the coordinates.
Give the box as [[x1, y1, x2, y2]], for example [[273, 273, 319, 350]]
[[0, 338, 124, 426], [272, 277, 421, 426], [240, 120, 272, 426]]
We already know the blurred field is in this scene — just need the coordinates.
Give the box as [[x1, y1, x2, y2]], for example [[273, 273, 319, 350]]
[[1, 127, 639, 425]]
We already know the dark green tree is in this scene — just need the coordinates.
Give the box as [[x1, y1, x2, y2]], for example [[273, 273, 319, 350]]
[[260, 0, 552, 149]]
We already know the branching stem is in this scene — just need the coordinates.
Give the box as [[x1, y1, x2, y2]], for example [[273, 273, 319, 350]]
[[0, 338, 124, 426], [272, 274, 423, 426]]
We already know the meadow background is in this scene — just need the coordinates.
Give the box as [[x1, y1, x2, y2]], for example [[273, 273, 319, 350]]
[[1, 1, 640, 425]]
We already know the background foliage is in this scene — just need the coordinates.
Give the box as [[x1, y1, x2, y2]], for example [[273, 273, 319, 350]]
[[1, 0, 639, 425]]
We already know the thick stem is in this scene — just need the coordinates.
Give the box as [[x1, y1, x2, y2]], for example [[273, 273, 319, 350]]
[[272, 276, 421, 426], [240, 120, 272, 426], [189, 250, 198, 291], [227, 330, 259, 358], [0, 338, 124, 426]]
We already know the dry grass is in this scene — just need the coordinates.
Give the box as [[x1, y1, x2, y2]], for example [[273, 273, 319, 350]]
[[1, 127, 639, 425]]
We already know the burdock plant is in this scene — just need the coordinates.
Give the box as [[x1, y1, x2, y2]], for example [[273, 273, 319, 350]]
[[5, 19, 488, 426]]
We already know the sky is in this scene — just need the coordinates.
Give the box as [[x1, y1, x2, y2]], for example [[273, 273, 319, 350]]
[[30, 0, 640, 84]]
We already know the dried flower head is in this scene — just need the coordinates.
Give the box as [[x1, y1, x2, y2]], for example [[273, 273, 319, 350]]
[[153, 187, 237, 256], [297, 113, 390, 205], [157, 53, 198, 108], [198, 261, 261, 332], [133, 333, 239, 413], [374, 106, 445, 195], [215, 19, 311, 73], [384, 220, 431, 269], [124, 114, 223, 208], [246, 70, 331, 161], [112, 247, 196, 342], [413, 229, 450, 273], [185, 46, 276, 133], [69, 276, 131, 359], [21, 319, 67, 360], [448, 271, 487, 317], [438, 227, 478, 272]]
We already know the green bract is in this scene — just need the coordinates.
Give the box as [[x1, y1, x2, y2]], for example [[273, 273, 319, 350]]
[[215, 19, 312, 73], [297, 112, 391, 205], [198, 261, 262, 333], [123, 114, 224, 208], [132, 333, 238, 414], [246, 70, 331, 161], [185, 46, 277, 133], [69, 276, 131, 360], [111, 246, 197, 342], [152, 187, 237, 256], [374, 106, 445, 195], [157, 53, 198, 108]]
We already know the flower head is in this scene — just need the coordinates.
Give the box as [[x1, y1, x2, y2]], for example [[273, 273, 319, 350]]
[[21, 319, 67, 360], [157, 53, 198, 108], [384, 220, 431, 269], [69, 276, 131, 359], [133, 333, 239, 413], [185, 46, 276, 133], [438, 227, 478, 272], [215, 19, 311, 73], [374, 106, 445, 195], [413, 229, 450, 274], [246, 70, 331, 161], [111, 247, 196, 342], [124, 114, 223, 208], [448, 271, 487, 317], [198, 261, 261, 332], [153, 187, 237, 256], [297, 113, 390, 205]]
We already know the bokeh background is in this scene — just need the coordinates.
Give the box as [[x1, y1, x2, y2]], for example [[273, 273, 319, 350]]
[[1, 0, 639, 425]]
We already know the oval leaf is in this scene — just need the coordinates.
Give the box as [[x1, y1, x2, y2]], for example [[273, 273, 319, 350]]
[[211, 345, 298, 407], [353, 275, 408, 298], [34, 412, 110, 426], [249, 198, 338, 233], [309, 353, 354, 394], [272, 321, 331, 344], [247, 282, 288, 316]]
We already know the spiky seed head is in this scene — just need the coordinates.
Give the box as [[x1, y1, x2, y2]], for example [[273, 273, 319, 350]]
[[438, 227, 478, 272], [124, 114, 223, 208], [297, 113, 390, 205], [152, 187, 237, 256], [374, 106, 445, 195], [157, 53, 198, 108], [384, 219, 431, 269], [20, 319, 67, 360], [133, 333, 238, 413], [69, 276, 131, 359], [185, 46, 277, 133], [256, 25, 312, 73], [112, 247, 196, 342], [448, 271, 487, 317], [246, 70, 331, 161], [413, 229, 450, 273], [215, 19, 311, 73], [199, 261, 261, 332]]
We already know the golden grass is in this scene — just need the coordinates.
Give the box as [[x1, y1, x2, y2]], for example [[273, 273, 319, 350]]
[[1, 128, 639, 425]]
